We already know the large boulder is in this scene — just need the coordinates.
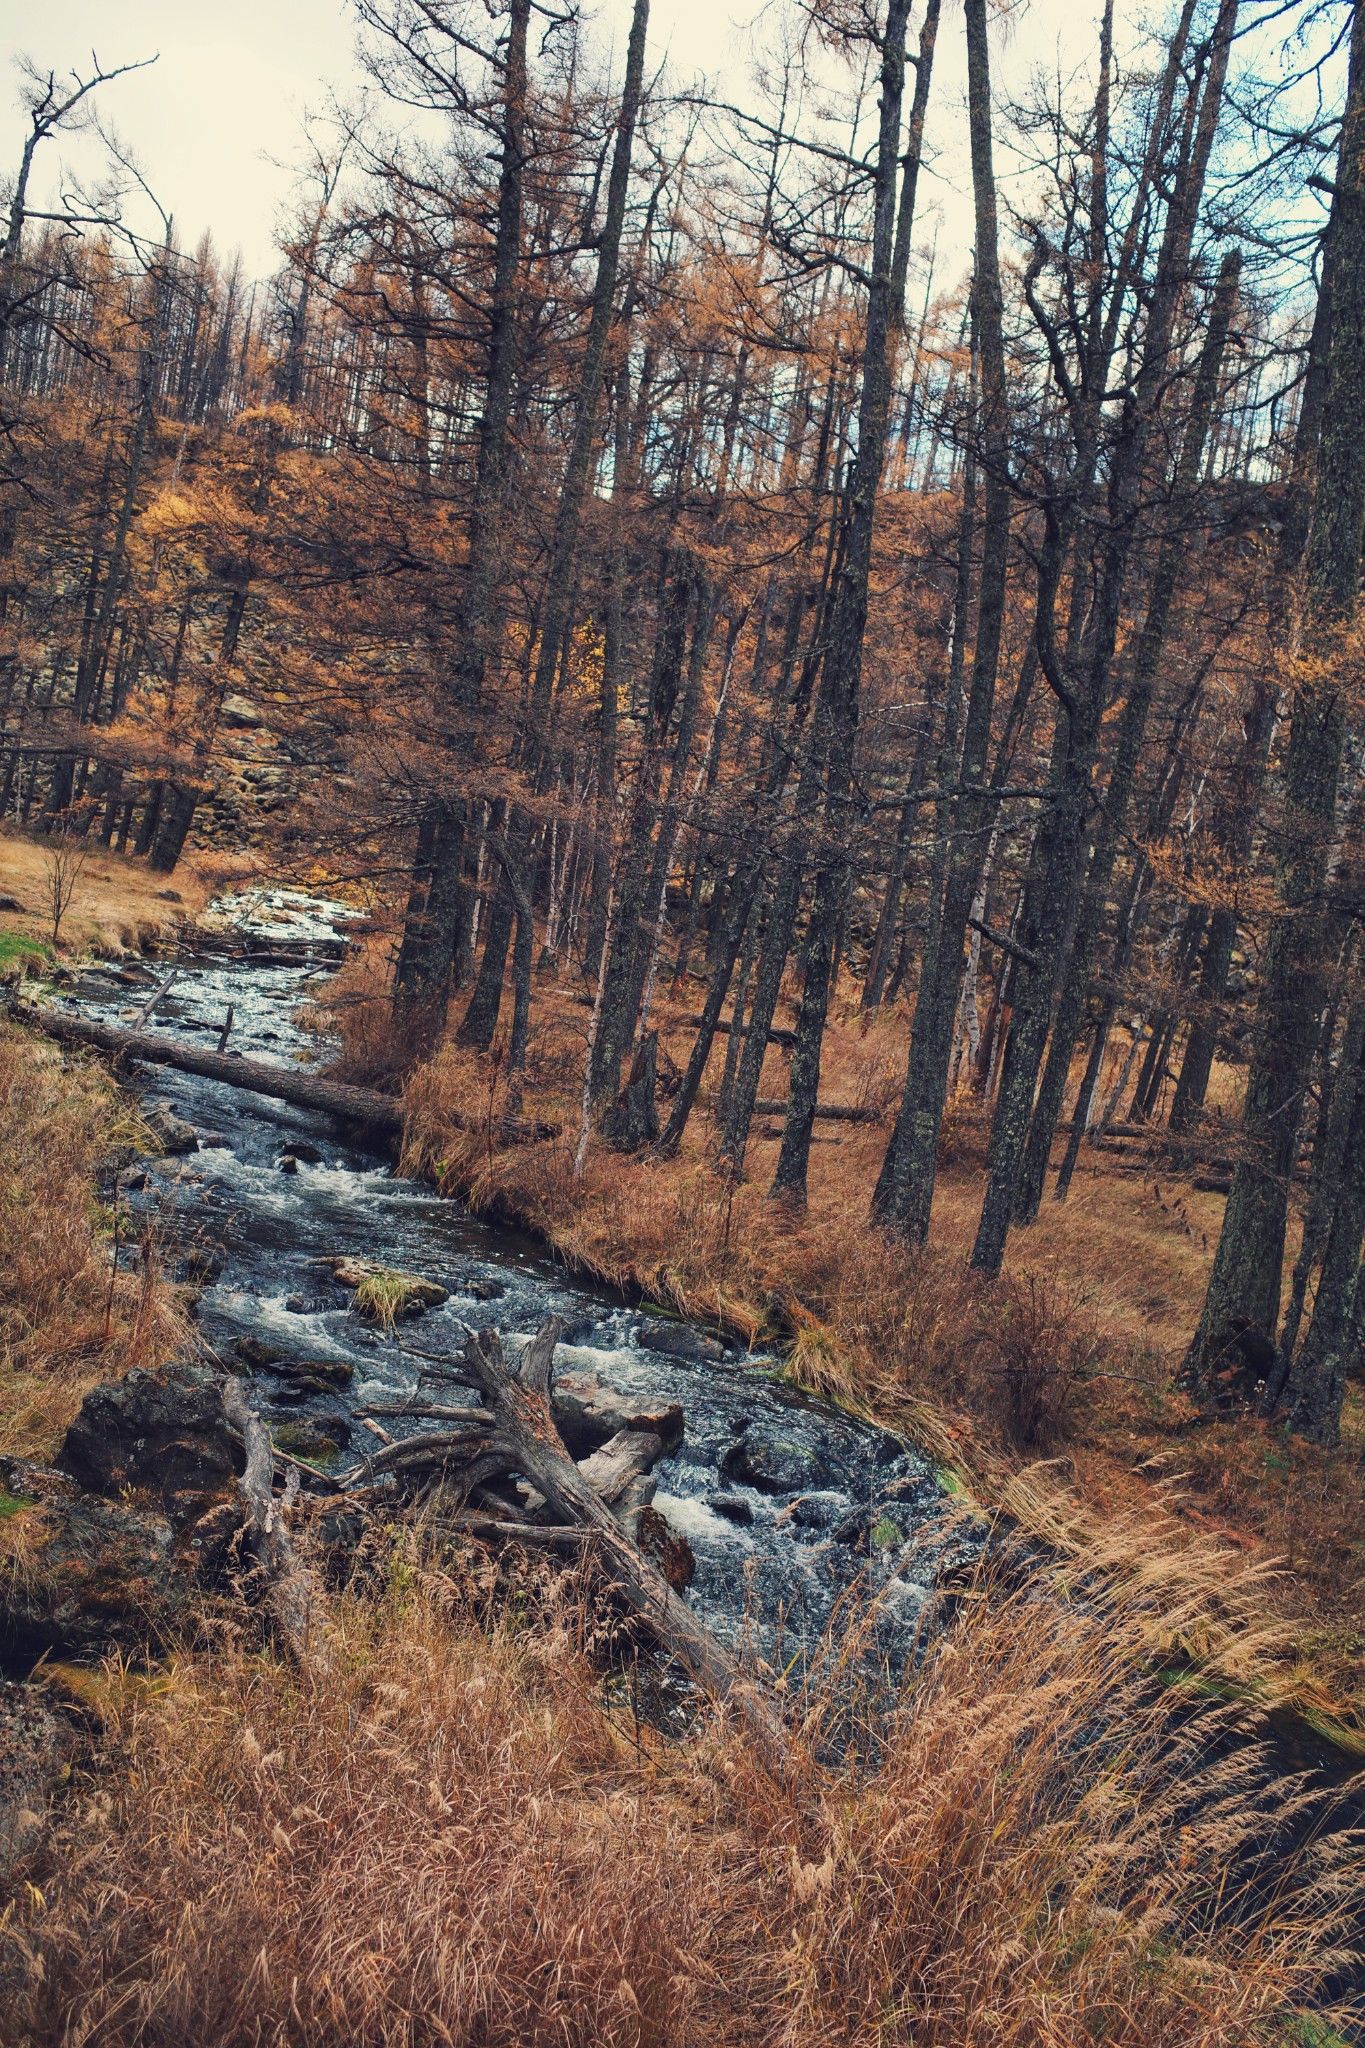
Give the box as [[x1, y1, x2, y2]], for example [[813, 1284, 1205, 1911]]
[[552, 1373, 684, 1459], [57, 1361, 238, 1526]]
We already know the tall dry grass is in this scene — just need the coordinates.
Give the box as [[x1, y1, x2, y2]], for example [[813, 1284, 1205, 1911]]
[[0, 1023, 187, 1460], [4, 1541, 1356, 2047]]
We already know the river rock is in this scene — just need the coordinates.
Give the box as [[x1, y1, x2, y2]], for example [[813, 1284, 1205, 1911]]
[[720, 1425, 829, 1496], [143, 1101, 199, 1156], [279, 1155, 299, 1174], [331, 1259, 449, 1319], [0, 1459, 194, 1664], [57, 1362, 238, 1524], [460, 1277, 505, 1302], [281, 1140, 323, 1165], [552, 1373, 684, 1459], [636, 1320, 727, 1363], [0, 1681, 73, 1880]]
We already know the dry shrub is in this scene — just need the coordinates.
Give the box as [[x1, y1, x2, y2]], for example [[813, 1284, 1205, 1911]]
[[963, 1267, 1108, 1451], [935, 1086, 992, 1170], [5, 1557, 1354, 2046], [0, 1024, 187, 1459]]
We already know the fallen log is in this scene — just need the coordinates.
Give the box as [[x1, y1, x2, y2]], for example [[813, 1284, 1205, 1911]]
[[355, 1318, 789, 1768], [21, 1004, 406, 1140], [686, 1014, 798, 1049], [19, 1003, 561, 1148], [223, 1376, 333, 1671], [752, 1097, 881, 1124]]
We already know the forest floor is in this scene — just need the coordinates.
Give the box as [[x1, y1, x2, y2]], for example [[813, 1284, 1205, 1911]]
[[0, 838, 1360, 2043]]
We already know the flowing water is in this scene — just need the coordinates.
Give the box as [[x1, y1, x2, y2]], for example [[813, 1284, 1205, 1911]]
[[55, 888, 980, 1686]]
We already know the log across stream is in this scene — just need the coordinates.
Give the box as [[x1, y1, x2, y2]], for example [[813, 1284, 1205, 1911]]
[[37, 888, 977, 1691]]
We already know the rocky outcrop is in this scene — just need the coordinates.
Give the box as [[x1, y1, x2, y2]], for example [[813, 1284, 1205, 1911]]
[[0, 1459, 193, 1665], [57, 1361, 238, 1526]]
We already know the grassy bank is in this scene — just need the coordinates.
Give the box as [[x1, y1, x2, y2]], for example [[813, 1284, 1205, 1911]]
[[7, 1553, 1355, 2047], [0, 1022, 187, 1461], [0, 824, 222, 965]]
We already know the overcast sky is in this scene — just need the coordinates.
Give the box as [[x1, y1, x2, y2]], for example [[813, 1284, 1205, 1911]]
[[1, 2, 1139, 282]]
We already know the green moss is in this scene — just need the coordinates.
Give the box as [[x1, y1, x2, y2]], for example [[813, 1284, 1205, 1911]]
[[1282, 2019, 1353, 2048], [269, 1423, 341, 1469], [0, 932, 53, 977], [870, 1515, 901, 1552], [0, 1487, 34, 1519]]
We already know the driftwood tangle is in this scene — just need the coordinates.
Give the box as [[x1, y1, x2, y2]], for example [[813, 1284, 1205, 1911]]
[[351, 1318, 788, 1764]]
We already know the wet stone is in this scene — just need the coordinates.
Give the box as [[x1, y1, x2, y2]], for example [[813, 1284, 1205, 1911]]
[[234, 1335, 283, 1370], [264, 1357, 354, 1391], [637, 1320, 727, 1363], [144, 1102, 199, 1156], [460, 1277, 505, 1302], [720, 1425, 832, 1496], [282, 1140, 323, 1165], [708, 1493, 754, 1527]]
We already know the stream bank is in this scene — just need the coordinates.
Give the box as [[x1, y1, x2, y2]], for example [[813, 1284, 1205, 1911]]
[[46, 888, 981, 1686]]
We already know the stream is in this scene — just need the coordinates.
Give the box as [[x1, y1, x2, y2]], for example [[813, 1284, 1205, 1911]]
[[53, 888, 981, 1690]]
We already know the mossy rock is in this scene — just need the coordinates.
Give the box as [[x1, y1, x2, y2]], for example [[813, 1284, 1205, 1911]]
[[332, 1258, 449, 1324]]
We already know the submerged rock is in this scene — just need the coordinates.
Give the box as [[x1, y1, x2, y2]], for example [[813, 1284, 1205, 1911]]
[[720, 1425, 830, 1496]]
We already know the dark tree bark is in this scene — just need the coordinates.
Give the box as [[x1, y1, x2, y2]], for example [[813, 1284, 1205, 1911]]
[[1184, 17, 1365, 1405], [873, 0, 1009, 1238]]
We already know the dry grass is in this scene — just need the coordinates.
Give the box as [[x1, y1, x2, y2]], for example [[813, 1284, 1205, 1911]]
[[0, 823, 227, 963], [0, 1023, 188, 1460], [5, 1543, 1356, 2047]]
